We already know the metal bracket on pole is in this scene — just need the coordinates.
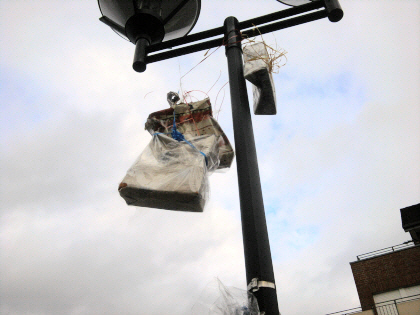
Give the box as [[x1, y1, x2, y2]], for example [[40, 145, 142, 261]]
[[247, 278, 276, 293]]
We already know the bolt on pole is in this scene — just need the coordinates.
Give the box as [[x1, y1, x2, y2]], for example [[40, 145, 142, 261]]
[[224, 16, 280, 315]]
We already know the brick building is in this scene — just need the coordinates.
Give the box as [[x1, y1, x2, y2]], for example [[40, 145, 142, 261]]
[[349, 203, 420, 314]]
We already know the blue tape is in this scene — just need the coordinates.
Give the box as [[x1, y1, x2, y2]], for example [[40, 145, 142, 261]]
[[152, 110, 208, 166]]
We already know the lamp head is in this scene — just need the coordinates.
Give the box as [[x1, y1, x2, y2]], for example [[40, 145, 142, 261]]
[[276, 0, 314, 6], [98, 0, 201, 71]]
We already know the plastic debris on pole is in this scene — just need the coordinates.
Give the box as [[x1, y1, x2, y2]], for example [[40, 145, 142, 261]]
[[191, 278, 260, 315], [243, 42, 277, 115]]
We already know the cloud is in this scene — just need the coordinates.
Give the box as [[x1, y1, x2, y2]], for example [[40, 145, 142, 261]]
[[1, 196, 246, 314], [1, 1, 419, 315]]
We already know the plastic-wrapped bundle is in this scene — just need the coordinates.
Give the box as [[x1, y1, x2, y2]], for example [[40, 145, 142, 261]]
[[250, 73, 276, 115], [119, 133, 220, 212], [145, 98, 234, 169], [191, 278, 260, 315], [243, 42, 277, 115]]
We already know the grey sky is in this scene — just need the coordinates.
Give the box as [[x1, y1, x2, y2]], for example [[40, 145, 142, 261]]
[[1, 1, 419, 314]]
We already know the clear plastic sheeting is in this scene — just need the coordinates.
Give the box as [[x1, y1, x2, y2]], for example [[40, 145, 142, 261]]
[[119, 133, 220, 212], [191, 278, 260, 315], [243, 42, 277, 115], [145, 98, 235, 169]]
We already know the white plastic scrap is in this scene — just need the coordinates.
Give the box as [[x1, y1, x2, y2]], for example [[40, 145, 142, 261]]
[[191, 278, 260, 315]]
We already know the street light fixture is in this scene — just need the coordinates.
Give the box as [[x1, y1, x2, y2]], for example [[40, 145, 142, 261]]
[[98, 0, 201, 72], [277, 0, 343, 21], [277, 0, 315, 6], [97, 1, 343, 314]]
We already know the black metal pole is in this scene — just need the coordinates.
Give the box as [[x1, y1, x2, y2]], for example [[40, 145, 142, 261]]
[[147, 9, 328, 65], [224, 16, 279, 315]]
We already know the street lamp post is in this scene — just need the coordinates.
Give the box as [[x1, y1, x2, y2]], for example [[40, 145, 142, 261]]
[[97, 1, 343, 314], [224, 16, 279, 314]]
